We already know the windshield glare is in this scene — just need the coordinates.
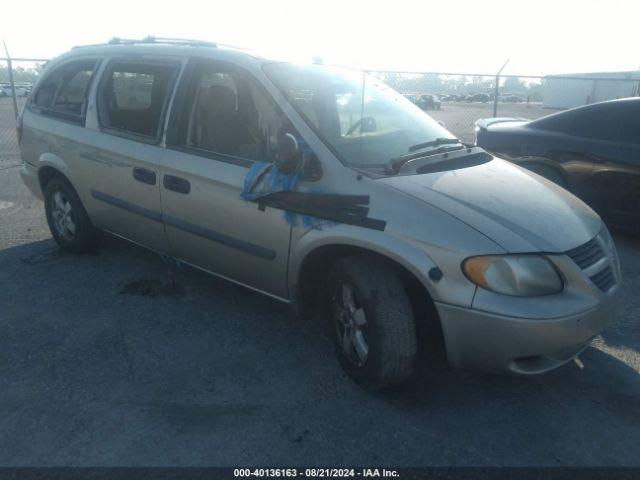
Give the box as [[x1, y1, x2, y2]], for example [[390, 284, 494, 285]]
[[263, 64, 455, 170]]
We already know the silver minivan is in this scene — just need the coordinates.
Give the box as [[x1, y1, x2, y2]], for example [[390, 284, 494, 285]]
[[18, 38, 620, 389]]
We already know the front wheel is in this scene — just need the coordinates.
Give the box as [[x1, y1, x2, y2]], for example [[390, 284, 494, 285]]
[[44, 177, 102, 253], [329, 255, 417, 390]]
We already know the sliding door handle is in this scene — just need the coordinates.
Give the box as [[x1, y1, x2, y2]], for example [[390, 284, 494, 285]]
[[163, 174, 191, 194], [132, 167, 157, 185]]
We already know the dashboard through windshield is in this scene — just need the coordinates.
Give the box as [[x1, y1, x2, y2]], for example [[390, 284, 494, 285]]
[[263, 63, 456, 172]]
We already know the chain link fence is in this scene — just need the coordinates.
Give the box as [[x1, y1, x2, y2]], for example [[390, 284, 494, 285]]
[[1, 56, 639, 162], [0, 58, 47, 164], [368, 70, 640, 143]]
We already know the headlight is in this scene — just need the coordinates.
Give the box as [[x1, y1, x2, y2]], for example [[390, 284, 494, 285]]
[[463, 255, 563, 296]]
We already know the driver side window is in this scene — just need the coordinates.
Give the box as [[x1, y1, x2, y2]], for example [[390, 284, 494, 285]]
[[179, 63, 291, 163]]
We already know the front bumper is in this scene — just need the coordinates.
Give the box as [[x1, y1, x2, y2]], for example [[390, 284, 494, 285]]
[[19, 163, 43, 201], [435, 301, 614, 374]]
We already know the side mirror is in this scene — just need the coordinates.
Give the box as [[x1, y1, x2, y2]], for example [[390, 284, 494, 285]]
[[275, 132, 303, 174]]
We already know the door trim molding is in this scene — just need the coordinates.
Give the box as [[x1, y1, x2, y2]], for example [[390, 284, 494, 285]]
[[90, 189, 277, 260], [162, 213, 277, 260], [91, 189, 162, 222]]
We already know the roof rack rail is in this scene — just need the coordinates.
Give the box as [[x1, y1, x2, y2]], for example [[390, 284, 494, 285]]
[[74, 36, 244, 50], [108, 36, 219, 47]]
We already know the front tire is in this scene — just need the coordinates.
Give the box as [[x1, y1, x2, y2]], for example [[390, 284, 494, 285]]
[[328, 255, 417, 390], [44, 177, 102, 253]]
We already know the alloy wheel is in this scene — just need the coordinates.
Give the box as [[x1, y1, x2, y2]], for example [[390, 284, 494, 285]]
[[50, 190, 76, 242], [333, 282, 369, 367]]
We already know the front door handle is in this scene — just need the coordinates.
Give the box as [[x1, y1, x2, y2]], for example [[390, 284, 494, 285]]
[[133, 167, 157, 185], [163, 174, 191, 194]]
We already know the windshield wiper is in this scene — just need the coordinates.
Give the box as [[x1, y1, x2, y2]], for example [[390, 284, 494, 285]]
[[387, 144, 468, 174], [408, 137, 462, 152]]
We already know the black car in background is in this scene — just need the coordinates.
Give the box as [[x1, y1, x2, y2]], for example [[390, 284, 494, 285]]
[[503, 94, 522, 103], [468, 93, 490, 103], [475, 98, 640, 233], [417, 94, 441, 110]]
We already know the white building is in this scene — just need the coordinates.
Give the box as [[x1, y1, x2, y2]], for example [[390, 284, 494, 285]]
[[543, 71, 640, 109]]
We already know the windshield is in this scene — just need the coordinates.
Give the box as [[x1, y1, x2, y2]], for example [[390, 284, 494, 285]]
[[263, 63, 455, 170]]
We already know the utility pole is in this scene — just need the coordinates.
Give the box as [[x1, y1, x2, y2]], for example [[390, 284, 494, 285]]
[[493, 59, 509, 118]]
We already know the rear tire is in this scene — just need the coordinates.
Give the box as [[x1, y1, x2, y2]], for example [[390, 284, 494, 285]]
[[328, 255, 417, 390], [44, 177, 102, 253]]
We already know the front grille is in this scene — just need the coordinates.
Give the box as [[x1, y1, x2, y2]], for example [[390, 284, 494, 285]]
[[565, 233, 617, 293], [565, 237, 604, 269], [590, 265, 616, 293]]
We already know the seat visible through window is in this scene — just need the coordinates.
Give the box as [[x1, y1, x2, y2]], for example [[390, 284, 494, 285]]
[[99, 62, 177, 138], [193, 85, 253, 154], [180, 65, 291, 162]]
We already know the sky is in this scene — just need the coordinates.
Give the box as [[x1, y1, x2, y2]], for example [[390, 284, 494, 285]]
[[2, 0, 639, 76]]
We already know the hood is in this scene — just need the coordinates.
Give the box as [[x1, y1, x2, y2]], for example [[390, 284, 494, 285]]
[[379, 158, 602, 253]]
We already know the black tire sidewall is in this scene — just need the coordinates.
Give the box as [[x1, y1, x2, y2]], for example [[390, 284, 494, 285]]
[[329, 257, 416, 390], [330, 265, 381, 388]]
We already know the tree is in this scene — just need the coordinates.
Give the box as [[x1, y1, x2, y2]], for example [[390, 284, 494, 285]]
[[503, 76, 527, 93], [0, 63, 44, 84]]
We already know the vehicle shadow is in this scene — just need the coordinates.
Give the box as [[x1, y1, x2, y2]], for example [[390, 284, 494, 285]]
[[374, 341, 640, 466], [395, 336, 640, 402], [3, 234, 638, 396], [1, 235, 639, 465]]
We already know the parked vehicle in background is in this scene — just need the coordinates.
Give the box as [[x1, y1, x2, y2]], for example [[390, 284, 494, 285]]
[[417, 94, 441, 110], [503, 94, 522, 103], [0, 84, 12, 97], [0, 83, 30, 97], [468, 93, 490, 103], [16, 83, 33, 96], [402, 93, 419, 105], [18, 38, 619, 390], [475, 98, 640, 233]]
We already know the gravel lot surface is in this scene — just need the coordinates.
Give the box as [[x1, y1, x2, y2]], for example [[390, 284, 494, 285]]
[[0, 97, 639, 467]]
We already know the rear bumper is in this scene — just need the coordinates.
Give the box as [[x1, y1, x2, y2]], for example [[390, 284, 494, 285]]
[[19, 163, 43, 201], [435, 302, 614, 374]]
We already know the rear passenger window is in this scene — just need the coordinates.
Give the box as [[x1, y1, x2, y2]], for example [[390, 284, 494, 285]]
[[98, 61, 178, 140], [32, 59, 97, 121]]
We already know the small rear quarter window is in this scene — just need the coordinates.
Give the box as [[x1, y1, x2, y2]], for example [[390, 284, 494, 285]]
[[33, 59, 97, 121]]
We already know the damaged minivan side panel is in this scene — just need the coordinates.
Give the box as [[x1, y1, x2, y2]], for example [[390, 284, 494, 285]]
[[20, 42, 619, 390]]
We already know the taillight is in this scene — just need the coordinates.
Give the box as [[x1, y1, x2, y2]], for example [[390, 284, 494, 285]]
[[16, 115, 23, 144]]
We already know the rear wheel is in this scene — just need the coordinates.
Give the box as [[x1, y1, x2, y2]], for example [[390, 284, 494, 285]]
[[328, 255, 417, 390], [44, 177, 102, 253]]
